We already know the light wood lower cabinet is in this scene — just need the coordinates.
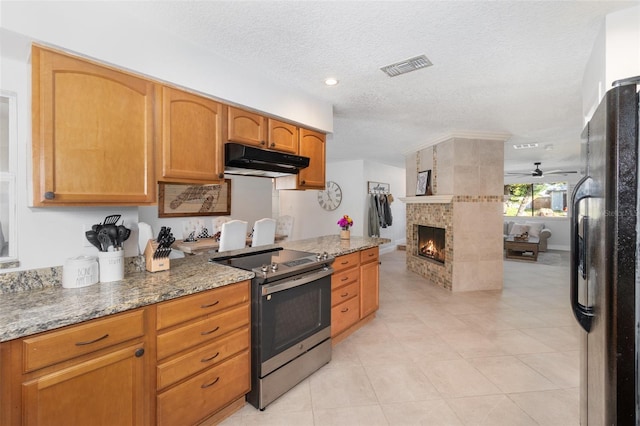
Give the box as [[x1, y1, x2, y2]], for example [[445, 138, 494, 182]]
[[22, 343, 146, 426], [0, 281, 251, 426], [360, 247, 380, 318], [331, 247, 380, 342], [155, 281, 251, 426], [0, 308, 150, 426]]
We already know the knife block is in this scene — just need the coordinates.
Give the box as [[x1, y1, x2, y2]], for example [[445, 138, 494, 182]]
[[144, 239, 170, 273]]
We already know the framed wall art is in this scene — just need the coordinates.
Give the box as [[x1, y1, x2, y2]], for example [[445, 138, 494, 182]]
[[416, 170, 432, 196], [158, 180, 231, 218]]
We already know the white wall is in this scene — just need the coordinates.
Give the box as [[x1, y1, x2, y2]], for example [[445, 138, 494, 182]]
[[139, 176, 273, 258], [0, 3, 332, 271], [582, 5, 640, 122], [279, 159, 406, 253]]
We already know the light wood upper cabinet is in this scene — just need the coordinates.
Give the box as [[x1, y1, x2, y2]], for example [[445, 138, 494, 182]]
[[226, 106, 267, 148], [267, 119, 298, 154], [275, 127, 326, 190], [159, 86, 225, 183], [31, 45, 155, 206], [297, 128, 326, 189]]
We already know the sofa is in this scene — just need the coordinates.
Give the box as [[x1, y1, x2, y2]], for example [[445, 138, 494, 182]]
[[504, 221, 552, 252]]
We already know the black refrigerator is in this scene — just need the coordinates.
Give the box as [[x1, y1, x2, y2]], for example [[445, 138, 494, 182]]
[[571, 76, 640, 425]]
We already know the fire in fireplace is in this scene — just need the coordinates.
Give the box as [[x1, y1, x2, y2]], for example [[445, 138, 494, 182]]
[[417, 225, 445, 264]]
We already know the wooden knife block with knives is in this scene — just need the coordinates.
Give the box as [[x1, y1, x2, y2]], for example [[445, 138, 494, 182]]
[[144, 239, 170, 272]]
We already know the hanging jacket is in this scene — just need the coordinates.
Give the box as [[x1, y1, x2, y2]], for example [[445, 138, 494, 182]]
[[368, 194, 380, 237]]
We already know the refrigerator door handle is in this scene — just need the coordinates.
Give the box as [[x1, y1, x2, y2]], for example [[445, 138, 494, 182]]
[[570, 175, 594, 332]]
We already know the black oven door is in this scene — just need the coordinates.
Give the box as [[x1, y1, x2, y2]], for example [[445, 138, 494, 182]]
[[255, 267, 332, 374]]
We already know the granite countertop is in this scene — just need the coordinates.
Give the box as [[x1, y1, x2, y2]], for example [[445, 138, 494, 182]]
[[0, 235, 390, 343]]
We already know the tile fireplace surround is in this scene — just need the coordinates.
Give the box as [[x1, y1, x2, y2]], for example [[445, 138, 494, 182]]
[[405, 196, 503, 292], [403, 135, 506, 292]]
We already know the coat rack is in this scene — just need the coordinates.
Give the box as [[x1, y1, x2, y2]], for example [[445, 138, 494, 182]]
[[367, 181, 390, 194]]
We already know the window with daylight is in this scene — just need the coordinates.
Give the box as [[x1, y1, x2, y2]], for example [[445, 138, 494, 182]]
[[503, 182, 568, 217], [0, 90, 19, 267]]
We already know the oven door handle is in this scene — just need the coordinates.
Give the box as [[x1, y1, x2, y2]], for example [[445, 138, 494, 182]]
[[261, 268, 334, 296]]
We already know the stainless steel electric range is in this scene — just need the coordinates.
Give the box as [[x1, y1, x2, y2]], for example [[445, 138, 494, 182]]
[[213, 247, 334, 410]]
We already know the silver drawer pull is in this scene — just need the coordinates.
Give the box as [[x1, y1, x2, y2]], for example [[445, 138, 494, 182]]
[[201, 352, 220, 363], [200, 326, 220, 336], [200, 300, 220, 309], [75, 333, 109, 346], [201, 377, 220, 389]]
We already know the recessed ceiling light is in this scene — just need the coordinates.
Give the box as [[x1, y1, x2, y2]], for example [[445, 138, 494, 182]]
[[513, 143, 538, 150], [324, 78, 339, 86], [544, 144, 554, 151]]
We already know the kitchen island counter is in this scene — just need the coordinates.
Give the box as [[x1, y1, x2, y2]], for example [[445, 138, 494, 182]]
[[0, 235, 390, 342]]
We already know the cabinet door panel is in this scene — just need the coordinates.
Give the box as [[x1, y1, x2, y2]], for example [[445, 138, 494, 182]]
[[157, 326, 249, 390], [360, 260, 380, 318], [32, 46, 155, 205], [331, 297, 360, 337], [157, 351, 250, 426], [297, 128, 326, 189], [23, 309, 145, 372], [157, 304, 249, 360], [22, 343, 145, 426], [161, 87, 224, 182], [156, 281, 249, 330], [268, 119, 298, 153], [227, 107, 266, 147]]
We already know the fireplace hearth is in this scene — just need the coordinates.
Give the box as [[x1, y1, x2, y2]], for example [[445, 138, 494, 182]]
[[417, 225, 446, 264]]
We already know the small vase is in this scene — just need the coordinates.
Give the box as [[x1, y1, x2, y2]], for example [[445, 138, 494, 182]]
[[340, 229, 350, 240]]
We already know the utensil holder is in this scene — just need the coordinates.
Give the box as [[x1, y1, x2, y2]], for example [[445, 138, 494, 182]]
[[144, 240, 170, 272], [98, 250, 125, 282]]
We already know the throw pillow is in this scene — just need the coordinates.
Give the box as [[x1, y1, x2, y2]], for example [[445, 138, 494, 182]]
[[525, 222, 544, 238], [510, 224, 530, 236]]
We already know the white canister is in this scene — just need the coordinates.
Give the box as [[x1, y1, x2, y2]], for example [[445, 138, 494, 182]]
[[98, 250, 125, 282], [63, 256, 99, 289]]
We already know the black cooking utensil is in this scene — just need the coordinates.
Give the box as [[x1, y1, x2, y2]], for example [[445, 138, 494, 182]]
[[97, 229, 111, 252], [104, 224, 118, 249], [85, 230, 102, 251], [102, 214, 121, 225], [116, 225, 131, 248]]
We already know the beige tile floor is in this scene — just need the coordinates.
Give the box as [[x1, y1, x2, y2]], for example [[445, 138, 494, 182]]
[[221, 249, 578, 425]]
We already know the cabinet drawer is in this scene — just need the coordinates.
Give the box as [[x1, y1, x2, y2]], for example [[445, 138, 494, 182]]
[[331, 281, 359, 307], [331, 296, 360, 337], [157, 326, 249, 390], [360, 247, 379, 263], [331, 267, 359, 290], [157, 304, 249, 360], [157, 281, 249, 330], [22, 309, 145, 372], [332, 252, 360, 273], [157, 351, 250, 426]]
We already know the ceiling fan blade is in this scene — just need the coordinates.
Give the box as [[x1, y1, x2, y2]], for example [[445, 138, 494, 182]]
[[544, 170, 579, 175]]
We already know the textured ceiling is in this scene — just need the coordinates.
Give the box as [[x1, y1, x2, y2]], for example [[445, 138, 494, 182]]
[[115, 1, 636, 173]]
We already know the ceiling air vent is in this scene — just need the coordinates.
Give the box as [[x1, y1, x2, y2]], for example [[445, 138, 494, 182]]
[[380, 55, 433, 77]]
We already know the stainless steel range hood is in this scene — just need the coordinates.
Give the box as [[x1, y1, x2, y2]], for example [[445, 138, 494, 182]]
[[224, 143, 310, 178]]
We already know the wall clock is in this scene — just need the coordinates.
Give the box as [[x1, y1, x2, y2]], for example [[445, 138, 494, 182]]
[[317, 181, 342, 211]]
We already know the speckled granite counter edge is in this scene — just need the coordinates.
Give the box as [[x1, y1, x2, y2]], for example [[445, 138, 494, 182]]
[[0, 255, 253, 342], [0, 235, 389, 342]]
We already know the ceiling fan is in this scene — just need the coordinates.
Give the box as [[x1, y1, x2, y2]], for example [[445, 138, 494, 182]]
[[506, 162, 579, 178]]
